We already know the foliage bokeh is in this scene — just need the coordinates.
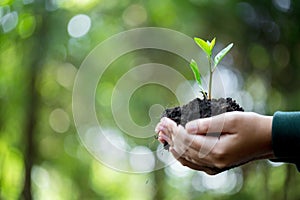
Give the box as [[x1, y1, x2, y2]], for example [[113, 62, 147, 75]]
[[1, 0, 300, 199]]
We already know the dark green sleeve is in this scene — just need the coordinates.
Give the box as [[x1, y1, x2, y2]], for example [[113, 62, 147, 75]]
[[272, 111, 300, 170]]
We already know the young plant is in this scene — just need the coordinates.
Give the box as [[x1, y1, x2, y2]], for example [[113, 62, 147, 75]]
[[190, 37, 233, 99]]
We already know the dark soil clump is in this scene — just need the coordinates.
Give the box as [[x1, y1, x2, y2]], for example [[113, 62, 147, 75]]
[[161, 97, 244, 149], [162, 97, 244, 127]]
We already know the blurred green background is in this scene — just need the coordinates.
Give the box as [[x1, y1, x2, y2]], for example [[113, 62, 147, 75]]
[[1, 0, 300, 199]]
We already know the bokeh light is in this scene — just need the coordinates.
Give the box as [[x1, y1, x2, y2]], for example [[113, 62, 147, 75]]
[[273, 0, 291, 12], [56, 63, 77, 90], [129, 146, 155, 172], [18, 14, 36, 38], [191, 169, 243, 194], [1, 11, 18, 33], [67, 14, 91, 38], [122, 4, 147, 27], [49, 108, 70, 133]]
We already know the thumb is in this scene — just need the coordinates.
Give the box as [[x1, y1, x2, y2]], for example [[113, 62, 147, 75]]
[[186, 113, 230, 135], [185, 118, 209, 135]]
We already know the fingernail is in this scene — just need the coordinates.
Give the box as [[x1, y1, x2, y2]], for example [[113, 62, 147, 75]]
[[157, 136, 165, 143], [159, 134, 170, 143], [186, 121, 197, 133], [155, 125, 161, 133]]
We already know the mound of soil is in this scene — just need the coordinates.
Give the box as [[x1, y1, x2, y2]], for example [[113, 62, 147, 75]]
[[160, 96, 244, 149]]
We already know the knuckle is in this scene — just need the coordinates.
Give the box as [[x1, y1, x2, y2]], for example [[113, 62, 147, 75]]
[[183, 135, 191, 145], [202, 122, 209, 133], [211, 148, 228, 169], [227, 113, 238, 127], [181, 133, 193, 147], [176, 145, 187, 156]]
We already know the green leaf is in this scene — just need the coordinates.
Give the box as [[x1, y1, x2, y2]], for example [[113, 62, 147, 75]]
[[213, 43, 233, 69], [209, 37, 216, 51], [194, 37, 211, 57], [189, 59, 202, 87]]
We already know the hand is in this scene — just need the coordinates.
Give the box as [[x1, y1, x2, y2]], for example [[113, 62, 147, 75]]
[[155, 111, 275, 175]]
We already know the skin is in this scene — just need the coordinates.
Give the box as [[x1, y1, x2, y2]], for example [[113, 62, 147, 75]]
[[155, 111, 275, 175]]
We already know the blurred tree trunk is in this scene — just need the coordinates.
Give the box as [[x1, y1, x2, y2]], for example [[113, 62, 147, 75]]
[[22, 53, 37, 200], [22, 2, 48, 199], [153, 169, 165, 200], [283, 165, 293, 200]]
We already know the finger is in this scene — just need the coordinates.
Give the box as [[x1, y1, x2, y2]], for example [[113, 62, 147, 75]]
[[163, 117, 178, 137], [155, 122, 168, 144], [157, 131, 166, 143], [156, 118, 179, 147], [155, 117, 169, 133], [170, 143, 213, 166], [170, 147, 219, 175], [171, 126, 220, 160], [171, 126, 199, 154], [158, 132, 172, 145], [155, 121, 166, 133], [170, 147, 206, 167], [155, 123, 161, 133], [185, 112, 235, 135], [156, 118, 177, 136], [171, 125, 194, 155]]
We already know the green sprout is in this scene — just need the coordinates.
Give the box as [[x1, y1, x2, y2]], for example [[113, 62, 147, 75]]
[[190, 37, 233, 99]]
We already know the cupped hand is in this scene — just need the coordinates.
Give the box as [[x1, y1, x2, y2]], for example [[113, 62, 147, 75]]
[[155, 112, 274, 175]]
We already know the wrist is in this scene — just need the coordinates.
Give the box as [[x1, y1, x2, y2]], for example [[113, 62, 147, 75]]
[[257, 115, 275, 159]]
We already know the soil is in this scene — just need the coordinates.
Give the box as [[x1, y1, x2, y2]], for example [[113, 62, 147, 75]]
[[160, 96, 244, 150]]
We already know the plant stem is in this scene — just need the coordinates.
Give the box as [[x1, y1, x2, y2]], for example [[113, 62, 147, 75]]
[[208, 57, 213, 99]]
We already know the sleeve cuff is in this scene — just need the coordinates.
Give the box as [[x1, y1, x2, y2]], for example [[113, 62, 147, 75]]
[[272, 111, 300, 158]]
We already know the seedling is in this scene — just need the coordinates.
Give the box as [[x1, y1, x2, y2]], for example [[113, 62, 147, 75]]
[[190, 37, 233, 99], [160, 38, 243, 151]]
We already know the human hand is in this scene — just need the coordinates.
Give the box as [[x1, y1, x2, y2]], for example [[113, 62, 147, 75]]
[[155, 112, 274, 175]]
